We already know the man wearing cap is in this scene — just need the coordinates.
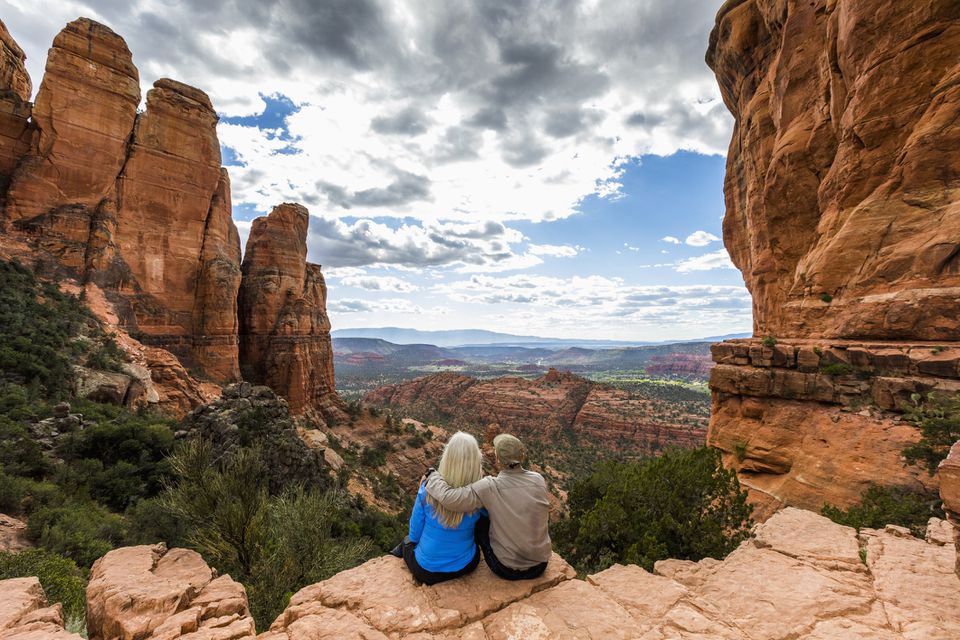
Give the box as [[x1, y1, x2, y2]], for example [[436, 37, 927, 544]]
[[424, 433, 552, 580]]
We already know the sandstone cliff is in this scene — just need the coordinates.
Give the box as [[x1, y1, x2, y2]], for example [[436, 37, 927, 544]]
[[705, 0, 960, 513], [239, 204, 344, 419], [0, 18, 342, 417]]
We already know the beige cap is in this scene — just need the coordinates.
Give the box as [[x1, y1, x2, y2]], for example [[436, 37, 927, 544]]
[[493, 433, 525, 467]]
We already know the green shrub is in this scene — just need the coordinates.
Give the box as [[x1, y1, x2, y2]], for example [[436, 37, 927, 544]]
[[124, 496, 190, 547], [822, 485, 942, 537], [406, 434, 427, 448], [360, 442, 391, 468], [554, 447, 752, 574], [820, 293, 833, 303], [0, 467, 61, 515], [84, 334, 127, 372], [761, 336, 777, 348], [819, 362, 853, 376], [160, 439, 371, 631], [0, 548, 87, 621], [57, 403, 175, 509], [902, 393, 960, 474], [0, 260, 91, 398], [26, 500, 127, 567]]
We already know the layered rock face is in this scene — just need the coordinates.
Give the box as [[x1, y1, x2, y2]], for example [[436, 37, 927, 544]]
[[707, 0, 960, 340], [364, 369, 708, 455], [239, 204, 343, 419], [0, 18, 342, 417], [706, 0, 960, 512], [114, 81, 242, 382], [0, 17, 240, 383]]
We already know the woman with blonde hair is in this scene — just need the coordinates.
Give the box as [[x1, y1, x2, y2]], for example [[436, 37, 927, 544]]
[[391, 431, 485, 584]]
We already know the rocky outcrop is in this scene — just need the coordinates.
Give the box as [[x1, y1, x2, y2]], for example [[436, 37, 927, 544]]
[[261, 507, 960, 639], [0, 577, 82, 639], [238, 204, 343, 420], [709, 338, 953, 512], [706, 0, 960, 512], [178, 383, 333, 494], [365, 369, 707, 455], [0, 18, 342, 417], [86, 544, 255, 640], [4, 508, 957, 637]]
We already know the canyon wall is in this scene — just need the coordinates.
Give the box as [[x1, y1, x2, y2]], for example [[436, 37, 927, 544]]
[[706, 0, 960, 513], [364, 369, 707, 455], [0, 18, 341, 417]]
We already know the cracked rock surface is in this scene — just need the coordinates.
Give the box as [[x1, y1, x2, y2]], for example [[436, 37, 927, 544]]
[[259, 508, 960, 639]]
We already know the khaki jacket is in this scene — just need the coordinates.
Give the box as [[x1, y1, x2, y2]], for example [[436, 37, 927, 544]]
[[425, 467, 552, 570]]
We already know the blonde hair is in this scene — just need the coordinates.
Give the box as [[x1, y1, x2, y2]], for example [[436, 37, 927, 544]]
[[427, 431, 482, 528]]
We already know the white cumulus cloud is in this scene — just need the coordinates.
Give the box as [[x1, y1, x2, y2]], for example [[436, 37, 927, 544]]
[[684, 230, 720, 247], [675, 249, 735, 273]]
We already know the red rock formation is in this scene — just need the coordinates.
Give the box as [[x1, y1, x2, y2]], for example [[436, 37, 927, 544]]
[[86, 544, 255, 640], [364, 370, 707, 455], [0, 18, 341, 416], [706, 0, 960, 513], [114, 79, 241, 381], [4, 18, 140, 272], [0, 577, 82, 639], [941, 442, 960, 578], [239, 204, 343, 419], [0, 18, 242, 389], [0, 19, 32, 211], [708, 0, 960, 341]]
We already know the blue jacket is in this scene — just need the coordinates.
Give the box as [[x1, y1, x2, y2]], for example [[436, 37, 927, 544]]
[[409, 483, 483, 572]]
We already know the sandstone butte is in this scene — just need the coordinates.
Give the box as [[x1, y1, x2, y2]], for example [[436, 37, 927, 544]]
[[0, 17, 341, 419], [2, 507, 958, 639], [704, 0, 960, 515]]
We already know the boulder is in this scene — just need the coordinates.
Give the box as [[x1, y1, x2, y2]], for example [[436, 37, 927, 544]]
[[264, 552, 575, 637], [72, 365, 133, 405], [0, 577, 82, 639], [86, 544, 255, 640]]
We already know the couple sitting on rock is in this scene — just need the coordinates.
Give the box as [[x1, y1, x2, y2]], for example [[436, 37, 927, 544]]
[[390, 431, 551, 585]]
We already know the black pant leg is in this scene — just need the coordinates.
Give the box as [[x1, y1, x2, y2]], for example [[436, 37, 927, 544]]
[[403, 540, 481, 586], [474, 515, 549, 581]]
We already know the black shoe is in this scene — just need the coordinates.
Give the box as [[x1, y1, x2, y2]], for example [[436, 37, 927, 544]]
[[389, 542, 403, 558]]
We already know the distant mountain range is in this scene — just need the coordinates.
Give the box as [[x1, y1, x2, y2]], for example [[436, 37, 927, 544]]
[[333, 336, 716, 374], [331, 327, 750, 349]]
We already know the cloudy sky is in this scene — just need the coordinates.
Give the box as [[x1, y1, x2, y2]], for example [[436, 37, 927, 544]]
[[4, 0, 750, 341]]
